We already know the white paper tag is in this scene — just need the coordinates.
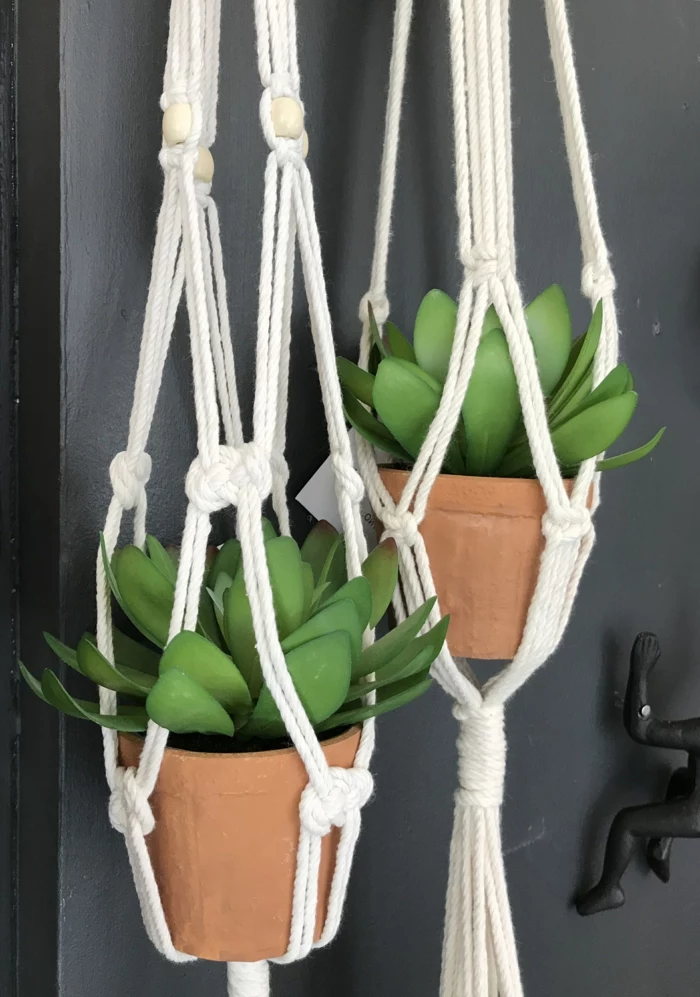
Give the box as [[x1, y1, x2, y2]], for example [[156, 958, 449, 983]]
[[295, 441, 379, 548]]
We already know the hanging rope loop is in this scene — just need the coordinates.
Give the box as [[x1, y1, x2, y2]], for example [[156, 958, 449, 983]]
[[581, 258, 616, 301], [185, 442, 273, 513], [110, 451, 152, 511], [453, 702, 506, 809], [108, 765, 156, 837], [299, 767, 374, 837], [542, 503, 593, 544], [380, 507, 421, 548], [462, 243, 511, 286], [358, 291, 391, 327]]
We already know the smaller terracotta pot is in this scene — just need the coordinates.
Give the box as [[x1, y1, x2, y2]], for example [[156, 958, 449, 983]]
[[119, 726, 361, 962], [379, 469, 586, 660]]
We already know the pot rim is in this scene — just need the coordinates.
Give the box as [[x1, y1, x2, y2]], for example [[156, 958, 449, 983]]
[[119, 723, 361, 763]]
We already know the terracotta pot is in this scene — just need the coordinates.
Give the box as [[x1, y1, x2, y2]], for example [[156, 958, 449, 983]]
[[119, 725, 361, 962], [379, 469, 585, 660]]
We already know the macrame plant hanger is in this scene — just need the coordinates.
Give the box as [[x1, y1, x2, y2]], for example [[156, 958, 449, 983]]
[[356, 0, 619, 993], [96, 0, 375, 994]]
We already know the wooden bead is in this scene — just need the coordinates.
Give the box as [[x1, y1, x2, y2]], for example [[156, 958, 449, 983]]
[[194, 146, 214, 184], [162, 103, 192, 145], [270, 96, 304, 140], [302, 130, 309, 159]]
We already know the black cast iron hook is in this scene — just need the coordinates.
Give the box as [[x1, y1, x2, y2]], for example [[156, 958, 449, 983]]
[[577, 631, 700, 916]]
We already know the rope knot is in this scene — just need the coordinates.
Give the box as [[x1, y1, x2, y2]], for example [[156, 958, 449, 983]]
[[331, 452, 365, 504], [453, 702, 506, 809], [270, 450, 290, 488], [186, 443, 273, 514], [158, 142, 198, 175], [359, 291, 390, 328], [581, 260, 616, 301], [462, 244, 510, 286], [300, 767, 374, 837], [542, 504, 593, 544], [259, 86, 306, 170], [108, 765, 155, 837], [381, 508, 420, 548], [110, 451, 152, 511]]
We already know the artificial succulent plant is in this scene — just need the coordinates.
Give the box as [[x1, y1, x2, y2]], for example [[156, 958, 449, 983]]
[[22, 519, 447, 743], [339, 286, 664, 478]]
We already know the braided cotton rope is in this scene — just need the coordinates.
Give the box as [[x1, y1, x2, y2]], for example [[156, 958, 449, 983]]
[[94, 0, 375, 993], [355, 0, 619, 993]]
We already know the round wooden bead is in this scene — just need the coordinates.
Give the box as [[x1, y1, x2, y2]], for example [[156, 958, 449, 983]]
[[194, 146, 215, 184], [302, 130, 309, 159], [270, 96, 304, 140], [162, 103, 193, 145]]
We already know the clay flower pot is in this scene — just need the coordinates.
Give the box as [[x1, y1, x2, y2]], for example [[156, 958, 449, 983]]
[[119, 725, 361, 962], [379, 468, 583, 660]]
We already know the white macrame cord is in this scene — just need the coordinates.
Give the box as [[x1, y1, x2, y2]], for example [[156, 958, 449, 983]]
[[356, 0, 619, 994], [96, 0, 375, 993]]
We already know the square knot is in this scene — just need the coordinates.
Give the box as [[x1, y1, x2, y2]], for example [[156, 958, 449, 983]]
[[542, 505, 593, 544], [581, 261, 616, 300], [453, 702, 506, 809], [186, 443, 273, 514], [108, 766, 155, 837], [110, 451, 152, 510], [331, 452, 365, 504], [462, 244, 511, 286], [300, 767, 374, 837], [381, 508, 420, 548], [359, 291, 390, 328]]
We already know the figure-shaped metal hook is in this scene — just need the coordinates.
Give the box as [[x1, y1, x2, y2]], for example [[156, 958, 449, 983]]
[[577, 632, 700, 916]]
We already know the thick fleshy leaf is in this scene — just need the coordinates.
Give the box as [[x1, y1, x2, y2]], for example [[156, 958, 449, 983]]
[[110, 543, 174, 648], [159, 630, 252, 719], [243, 632, 352, 739], [146, 535, 178, 584], [147, 668, 234, 735], [361, 538, 399, 628], [262, 518, 278, 541], [224, 536, 307, 697], [282, 599, 363, 670], [368, 343, 381, 376], [462, 328, 520, 474], [558, 362, 630, 425], [547, 363, 594, 427], [321, 576, 372, 632], [347, 645, 435, 699], [368, 302, 388, 357], [597, 427, 665, 471], [44, 632, 81, 673], [300, 520, 340, 584], [207, 570, 233, 634], [41, 669, 149, 731], [413, 289, 457, 383], [301, 561, 315, 623], [316, 673, 432, 733], [385, 321, 417, 363], [76, 635, 154, 696], [343, 388, 412, 462], [547, 302, 603, 416], [208, 538, 241, 589], [354, 597, 437, 679], [524, 284, 572, 394], [314, 533, 347, 603], [337, 357, 375, 408], [111, 627, 161, 675], [373, 357, 464, 473]]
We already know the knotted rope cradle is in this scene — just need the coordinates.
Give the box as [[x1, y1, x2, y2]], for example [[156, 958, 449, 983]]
[[355, 0, 619, 993], [97, 0, 375, 994]]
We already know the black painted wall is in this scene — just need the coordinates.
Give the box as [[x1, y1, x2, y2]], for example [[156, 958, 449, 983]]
[[13, 0, 700, 994]]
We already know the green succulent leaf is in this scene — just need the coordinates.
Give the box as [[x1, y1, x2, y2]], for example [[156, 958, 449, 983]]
[[361, 538, 399, 628], [373, 356, 464, 473], [146, 534, 178, 584], [524, 284, 573, 394], [557, 362, 631, 425], [462, 327, 520, 475], [347, 644, 435, 699], [109, 542, 174, 648], [76, 635, 155, 696], [208, 538, 241, 589], [316, 673, 432, 733], [321, 575, 372, 632], [300, 520, 340, 584], [159, 630, 252, 719], [597, 426, 666, 471], [243, 631, 352, 739], [354, 597, 437, 680], [343, 387, 412, 462], [282, 598, 363, 670], [384, 321, 417, 364], [547, 363, 594, 428], [313, 533, 347, 605], [547, 302, 603, 417], [413, 289, 458, 383], [368, 302, 388, 357], [43, 632, 81, 673], [147, 667, 234, 735], [368, 342, 381, 377], [111, 627, 161, 676], [262, 518, 278, 541], [301, 561, 315, 623], [40, 669, 149, 731], [483, 305, 502, 336], [552, 391, 639, 466], [337, 357, 375, 408]]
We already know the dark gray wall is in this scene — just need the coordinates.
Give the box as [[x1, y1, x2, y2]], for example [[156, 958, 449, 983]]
[[15, 0, 700, 994]]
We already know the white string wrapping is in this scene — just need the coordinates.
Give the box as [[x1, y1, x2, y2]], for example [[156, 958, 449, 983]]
[[95, 1, 376, 994], [355, 0, 619, 993]]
